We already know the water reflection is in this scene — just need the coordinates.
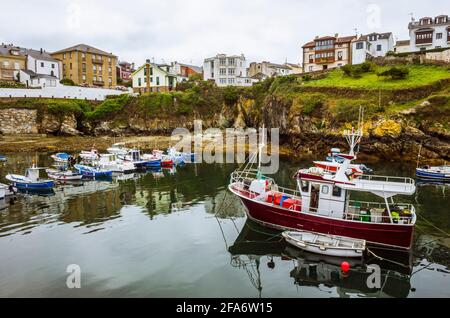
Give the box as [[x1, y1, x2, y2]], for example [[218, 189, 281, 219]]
[[228, 219, 450, 298]]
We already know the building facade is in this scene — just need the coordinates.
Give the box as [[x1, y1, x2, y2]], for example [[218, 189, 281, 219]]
[[394, 40, 411, 54], [302, 35, 356, 73], [284, 63, 303, 74], [203, 54, 254, 86], [171, 62, 203, 82], [0, 44, 26, 82], [117, 61, 135, 83], [51, 44, 117, 88], [408, 15, 450, 52], [131, 60, 177, 94], [248, 61, 292, 79], [351, 32, 394, 64]]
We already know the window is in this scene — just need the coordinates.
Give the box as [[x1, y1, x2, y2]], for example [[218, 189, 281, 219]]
[[356, 42, 364, 49], [300, 180, 309, 192], [376, 44, 382, 51], [228, 68, 235, 76], [108, 67, 112, 74], [82, 53, 86, 60], [93, 65, 97, 72], [14, 62, 20, 70], [3, 61, 9, 67], [228, 58, 235, 65], [93, 75, 97, 81], [219, 78, 226, 84], [219, 58, 226, 66], [337, 51, 343, 60], [40, 62, 44, 67], [219, 68, 226, 75], [82, 63, 86, 72], [436, 33, 443, 39], [109, 77, 112, 83], [150, 77, 153, 82], [51, 63, 55, 69], [309, 54, 313, 62], [69, 52, 72, 59], [228, 78, 234, 84], [63, 53, 66, 59], [309, 66, 313, 72], [108, 57, 112, 63], [144, 77, 147, 83], [99, 66, 102, 72], [138, 78, 141, 86], [93, 54, 96, 60], [82, 74, 86, 81], [150, 67, 153, 75], [332, 186, 342, 197], [144, 67, 147, 76], [156, 77, 160, 85], [70, 63, 72, 70], [99, 76, 103, 82], [321, 185, 329, 194]]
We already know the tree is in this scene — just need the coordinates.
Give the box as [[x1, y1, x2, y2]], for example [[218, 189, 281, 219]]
[[377, 67, 409, 80]]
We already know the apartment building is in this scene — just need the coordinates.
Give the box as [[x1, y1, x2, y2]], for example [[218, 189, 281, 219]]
[[51, 44, 117, 88], [408, 15, 450, 51], [0, 44, 26, 82], [248, 61, 292, 79], [302, 35, 356, 73], [203, 54, 254, 86]]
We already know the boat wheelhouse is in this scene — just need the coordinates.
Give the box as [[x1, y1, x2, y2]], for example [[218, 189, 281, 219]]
[[107, 143, 129, 156]]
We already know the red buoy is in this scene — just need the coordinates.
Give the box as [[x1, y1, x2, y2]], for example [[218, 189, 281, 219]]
[[341, 261, 350, 273]]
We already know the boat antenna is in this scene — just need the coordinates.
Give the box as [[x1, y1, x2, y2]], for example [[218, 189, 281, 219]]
[[416, 142, 422, 168], [344, 107, 363, 157], [258, 124, 265, 171]]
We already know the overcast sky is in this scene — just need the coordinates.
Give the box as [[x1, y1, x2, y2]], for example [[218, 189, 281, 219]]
[[1, 0, 448, 66]]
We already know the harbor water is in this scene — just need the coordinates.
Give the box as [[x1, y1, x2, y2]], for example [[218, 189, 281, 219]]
[[0, 153, 449, 297]]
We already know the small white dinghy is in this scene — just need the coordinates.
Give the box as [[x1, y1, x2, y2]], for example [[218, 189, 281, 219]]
[[282, 230, 366, 258]]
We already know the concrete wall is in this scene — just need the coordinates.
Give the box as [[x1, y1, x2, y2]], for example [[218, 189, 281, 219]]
[[426, 49, 450, 63], [0, 85, 130, 101]]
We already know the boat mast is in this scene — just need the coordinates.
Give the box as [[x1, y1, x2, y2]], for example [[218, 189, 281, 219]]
[[258, 125, 265, 172], [344, 107, 364, 157]]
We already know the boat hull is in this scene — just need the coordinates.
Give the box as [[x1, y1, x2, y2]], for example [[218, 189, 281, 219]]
[[10, 180, 54, 190], [416, 168, 450, 182], [230, 186, 414, 250]]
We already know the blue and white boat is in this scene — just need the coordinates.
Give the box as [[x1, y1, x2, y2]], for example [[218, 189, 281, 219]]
[[167, 147, 195, 163], [416, 165, 450, 182], [51, 152, 71, 163], [0, 155, 7, 162], [74, 164, 113, 178], [6, 165, 54, 190], [119, 149, 152, 170]]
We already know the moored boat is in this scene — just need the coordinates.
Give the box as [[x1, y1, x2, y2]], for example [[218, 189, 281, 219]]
[[107, 143, 129, 156], [74, 164, 112, 178], [416, 165, 450, 182], [6, 164, 54, 190], [51, 152, 71, 163], [0, 155, 7, 162], [282, 230, 366, 257], [46, 168, 83, 181], [94, 154, 135, 174], [228, 127, 417, 250]]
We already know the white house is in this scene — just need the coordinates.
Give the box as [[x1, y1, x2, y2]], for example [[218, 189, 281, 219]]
[[408, 15, 450, 52], [131, 60, 177, 94], [203, 54, 254, 87], [351, 32, 394, 64], [16, 47, 61, 88]]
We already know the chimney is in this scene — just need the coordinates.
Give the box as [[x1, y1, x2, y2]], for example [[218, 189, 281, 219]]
[[334, 33, 339, 38], [315, 35, 319, 39], [40, 48, 43, 54], [146, 59, 150, 64]]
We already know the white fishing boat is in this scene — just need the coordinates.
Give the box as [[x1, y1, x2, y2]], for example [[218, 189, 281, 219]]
[[46, 169, 83, 181], [107, 143, 129, 156], [0, 183, 16, 197], [94, 154, 135, 174], [282, 230, 366, 258], [79, 148, 100, 162], [50, 153, 71, 163]]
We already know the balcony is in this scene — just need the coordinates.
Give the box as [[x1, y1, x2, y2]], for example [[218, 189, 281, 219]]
[[92, 58, 104, 65], [92, 80, 105, 86], [315, 57, 335, 64]]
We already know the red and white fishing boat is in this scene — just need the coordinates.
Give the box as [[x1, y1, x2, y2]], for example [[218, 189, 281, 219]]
[[229, 129, 417, 250]]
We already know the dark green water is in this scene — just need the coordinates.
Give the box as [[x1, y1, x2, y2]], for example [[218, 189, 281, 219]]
[[0, 153, 449, 298]]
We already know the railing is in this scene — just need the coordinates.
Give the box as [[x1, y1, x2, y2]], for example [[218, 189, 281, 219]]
[[346, 200, 415, 225], [230, 169, 300, 199], [92, 58, 103, 64], [358, 174, 415, 185]]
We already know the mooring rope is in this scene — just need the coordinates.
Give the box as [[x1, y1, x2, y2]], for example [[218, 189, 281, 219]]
[[365, 248, 411, 269]]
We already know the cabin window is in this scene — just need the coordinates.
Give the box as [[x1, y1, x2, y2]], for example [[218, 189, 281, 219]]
[[321, 185, 329, 195], [300, 180, 309, 192], [332, 186, 342, 197]]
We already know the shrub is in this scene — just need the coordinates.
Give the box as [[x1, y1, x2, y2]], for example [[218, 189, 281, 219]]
[[342, 62, 375, 78], [60, 78, 76, 86], [302, 94, 324, 115], [0, 81, 26, 88], [377, 67, 409, 80], [86, 94, 131, 119], [223, 86, 239, 105]]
